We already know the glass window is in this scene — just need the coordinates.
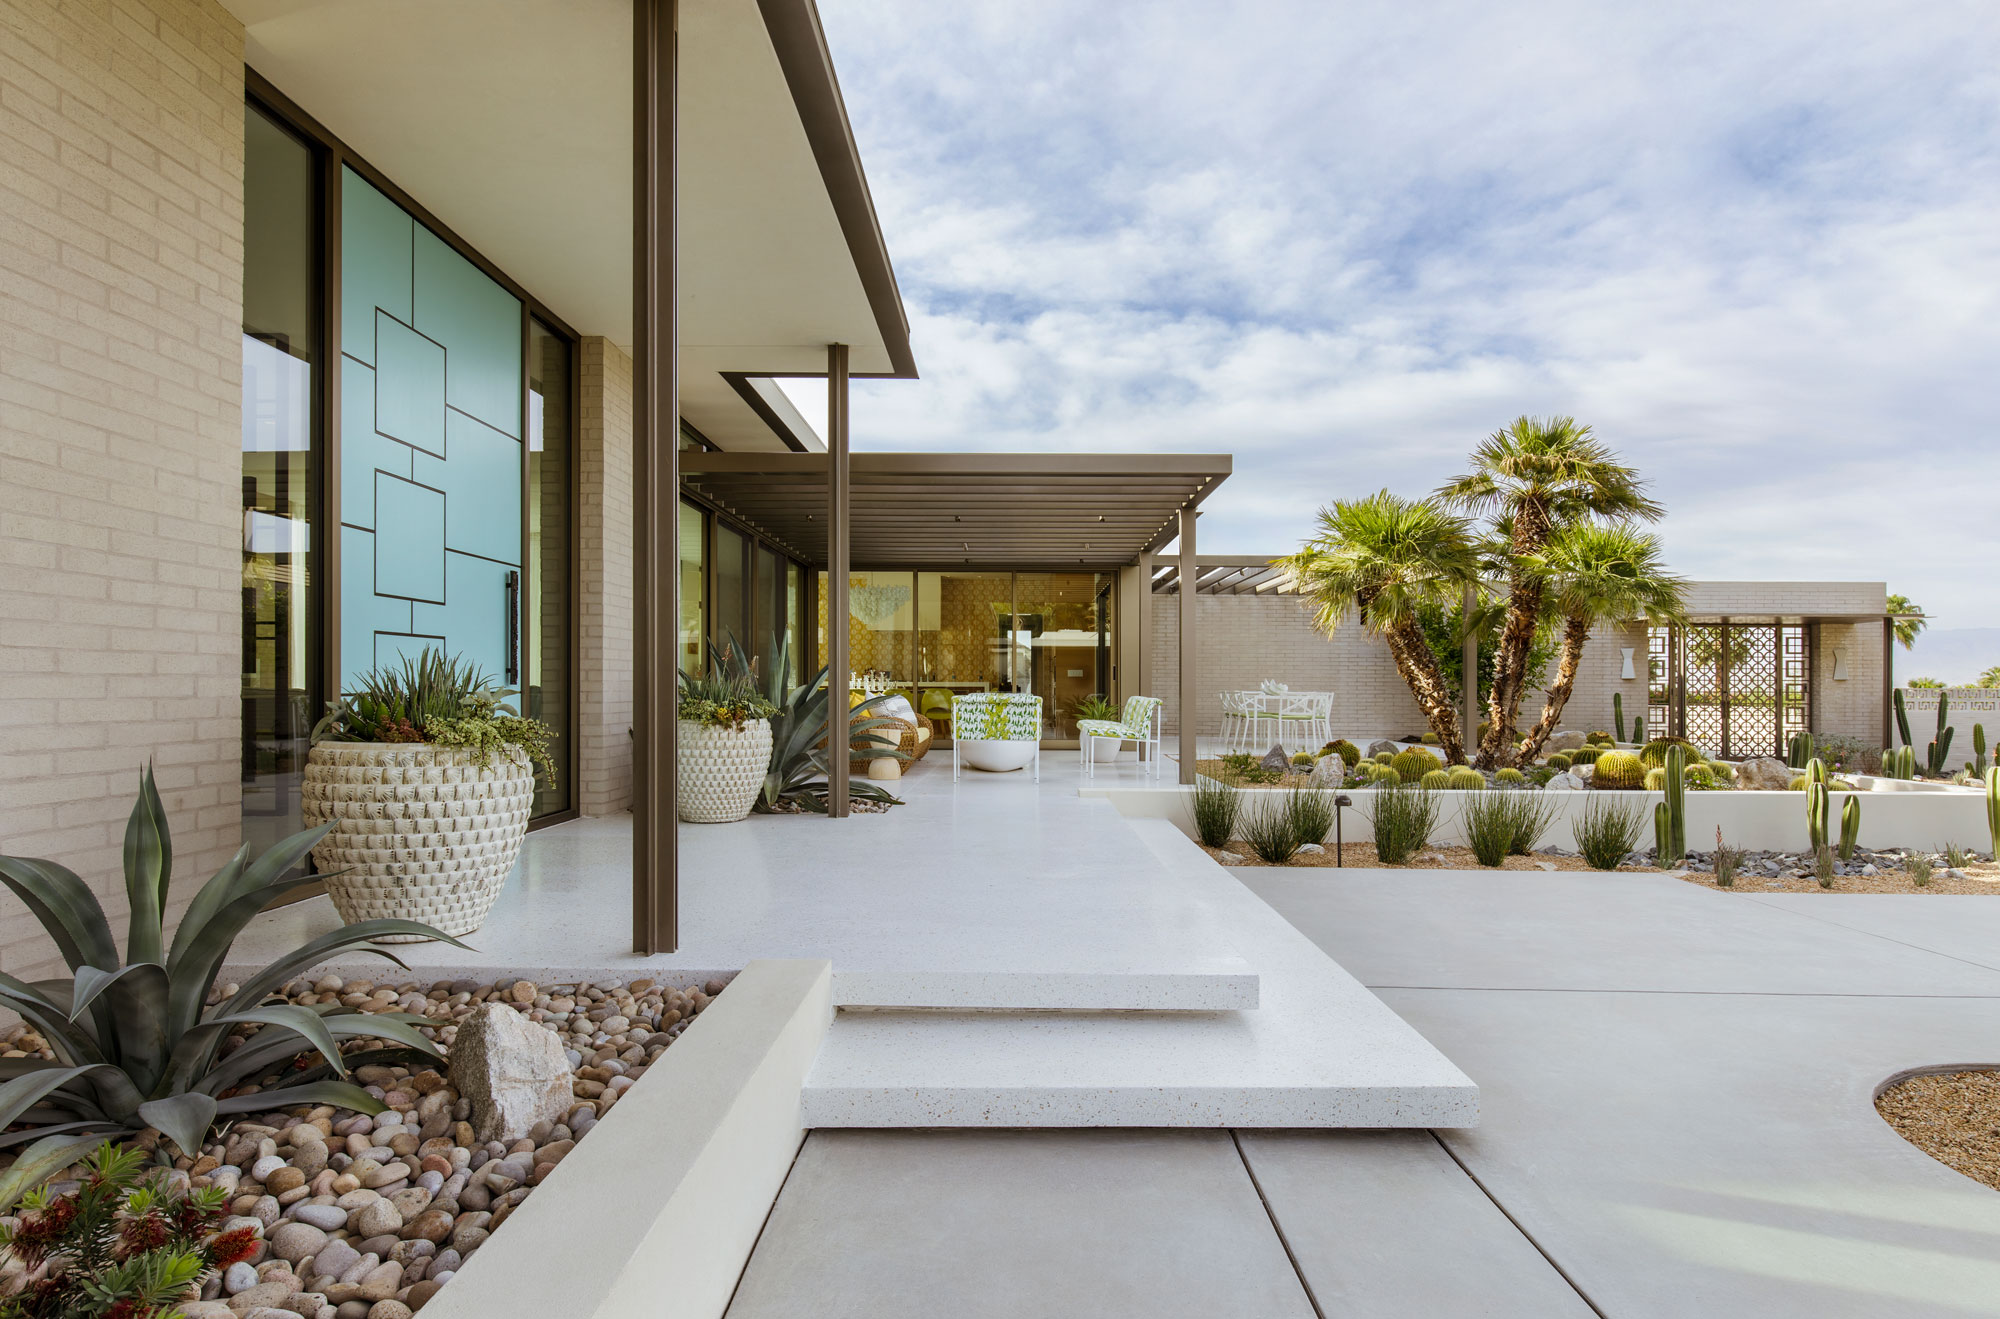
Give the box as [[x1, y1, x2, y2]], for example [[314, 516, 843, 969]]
[[1014, 572, 1115, 740], [785, 561, 802, 684], [526, 318, 573, 817], [241, 103, 319, 860], [678, 499, 705, 674], [714, 523, 747, 653], [755, 544, 782, 679], [916, 572, 1014, 734]]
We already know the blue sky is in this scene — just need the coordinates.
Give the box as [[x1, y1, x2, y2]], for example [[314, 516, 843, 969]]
[[784, 0, 2000, 629]]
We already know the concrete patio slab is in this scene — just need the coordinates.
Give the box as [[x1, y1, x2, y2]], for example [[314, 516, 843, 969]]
[[1237, 1130, 1596, 1318], [1744, 892, 2000, 976], [724, 1130, 1316, 1319], [228, 755, 1257, 1011], [800, 821, 1478, 1127]]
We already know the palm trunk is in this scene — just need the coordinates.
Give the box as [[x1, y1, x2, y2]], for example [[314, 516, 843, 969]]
[[1477, 500, 1552, 769], [1517, 613, 1590, 763], [1383, 615, 1465, 764]]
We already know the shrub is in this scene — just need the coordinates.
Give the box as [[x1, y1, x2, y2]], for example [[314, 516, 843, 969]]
[[1462, 792, 1517, 866], [1392, 748, 1438, 781], [1547, 752, 1573, 771], [1946, 842, 1972, 870], [1324, 739, 1361, 764], [1368, 783, 1442, 865], [1420, 769, 1451, 790], [1192, 776, 1241, 849], [1447, 767, 1486, 791], [1713, 828, 1740, 887], [1288, 788, 1337, 850], [1910, 854, 1933, 886], [1592, 750, 1645, 789], [0, 770, 459, 1164], [1071, 693, 1120, 724], [0, 1142, 258, 1311], [1240, 794, 1303, 864], [1644, 767, 1667, 791], [1576, 796, 1645, 868], [1495, 767, 1525, 785], [1505, 792, 1558, 855]]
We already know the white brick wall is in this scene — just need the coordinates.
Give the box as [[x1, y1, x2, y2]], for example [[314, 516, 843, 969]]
[[577, 337, 633, 815], [0, 0, 246, 981]]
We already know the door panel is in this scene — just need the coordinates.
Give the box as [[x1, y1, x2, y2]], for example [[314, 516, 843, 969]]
[[339, 167, 522, 692]]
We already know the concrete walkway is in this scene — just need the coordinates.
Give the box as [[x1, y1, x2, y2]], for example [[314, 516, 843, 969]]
[[729, 870, 2000, 1317]]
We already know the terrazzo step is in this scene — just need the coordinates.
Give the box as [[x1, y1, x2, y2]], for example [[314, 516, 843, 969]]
[[799, 821, 1479, 1129], [828, 966, 1257, 1011]]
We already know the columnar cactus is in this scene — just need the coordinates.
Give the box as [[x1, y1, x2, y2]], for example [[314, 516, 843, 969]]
[[1787, 732, 1815, 769], [1806, 779, 1830, 854], [1926, 691, 1954, 778], [1987, 767, 2000, 861], [1655, 744, 1687, 866], [1894, 687, 1912, 749], [1974, 723, 1988, 777], [1613, 693, 1625, 742], [1839, 794, 1861, 862]]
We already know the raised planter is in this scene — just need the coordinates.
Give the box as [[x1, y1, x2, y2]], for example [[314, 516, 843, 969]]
[[303, 743, 535, 940], [678, 718, 773, 823]]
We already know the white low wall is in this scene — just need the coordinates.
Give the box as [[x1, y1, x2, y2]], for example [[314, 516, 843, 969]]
[[1087, 784, 1993, 853], [425, 958, 833, 1319], [1898, 688, 2000, 768]]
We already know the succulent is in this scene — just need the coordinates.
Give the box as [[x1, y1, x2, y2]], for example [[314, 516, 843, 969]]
[[1447, 767, 1486, 791], [0, 769, 463, 1166], [1974, 724, 1989, 777], [1373, 751, 1396, 766], [1612, 691, 1625, 738], [1644, 767, 1667, 791], [1786, 731, 1815, 770], [1639, 737, 1696, 771], [1592, 750, 1645, 789], [1419, 769, 1452, 789], [1373, 766, 1404, 785], [1588, 729, 1612, 743], [1708, 761, 1736, 784], [710, 636, 906, 813], [1655, 744, 1687, 866], [1684, 763, 1716, 790], [1324, 740, 1362, 764], [1547, 753, 1573, 771], [313, 648, 557, 782], [1391, 749, 1439, 782], [1290, 752, 1316, 767], [1570, 746, 1604, 769], [1495, 767, 1526, 785], [1806, 779, 1831, 854], [1839, 794, 1862, 862], [1893, 687, 1913, 750], [1787, 775, 1808, 791], [1926, 691, 1954, 778]]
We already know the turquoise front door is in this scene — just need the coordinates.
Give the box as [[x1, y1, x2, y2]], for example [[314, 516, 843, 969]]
[[338, 168, 523, 693]]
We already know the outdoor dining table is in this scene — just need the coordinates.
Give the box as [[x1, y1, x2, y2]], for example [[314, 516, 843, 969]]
[[1223, 690, 1333, 752]]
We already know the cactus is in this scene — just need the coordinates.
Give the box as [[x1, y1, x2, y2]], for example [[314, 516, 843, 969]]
[[1447, 766, 1486, 791], [1709, 761, 1735, 784], [1547, 752, 1572, 771], [1632, 713, 1645, 743], [1571, 746, 1603, 769], [1640, 737, 1695, 770], [1806, 779, 1830, 854], [1926, 691, 1953, 777], [1803, 756, 1829, 790], [1685, 763, 1716, 790], [1420, 769, 1451, 790], [1654, 744, 1687, 866], [1644, 767, 1666, 791], [1612, 692, 1625, 740], [1839, 794, 1861, 862], [1787, 732, 1815, 769], [1495, 767, 1525, 785], [1975, 724, 1988, 777], [1393, 748, 1440, 782], [1987, 767, 2000, 860], [1375, 766, 1404, 785], [1593, 750, 1645, 789], [1373, 751, 1395, 765], [1894, 687, 1912, 748], [1878, 745, 1916, 780]]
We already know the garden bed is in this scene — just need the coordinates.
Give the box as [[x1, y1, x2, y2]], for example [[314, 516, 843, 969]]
[[1199, 841, 1645, 871], [1676, 852, 2000, 895], [0, 973, 722, 1317], [1876, 1069, 2000, 1193]]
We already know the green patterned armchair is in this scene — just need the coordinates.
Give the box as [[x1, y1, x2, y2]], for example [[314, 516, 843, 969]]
[[1076, 695, 1164, 779], [952, 692, 1043, 781]]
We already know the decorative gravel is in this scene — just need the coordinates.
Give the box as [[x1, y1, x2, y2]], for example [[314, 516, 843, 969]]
[[1876, 1069, 2000, 1193], [0, 974, 724, 1317], [1201, 842, 1643, 871], [1676, 849, 2000, 894]]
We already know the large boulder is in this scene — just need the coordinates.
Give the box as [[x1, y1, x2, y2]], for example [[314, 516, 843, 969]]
[[1544, 771, 1585, 791], [1544, 730, 1587, 753], [1259, 745, 1291, 774], [1308, 754, 1346, 788], [1364, 739, 1403, 760], [447, 1003, 576, 1143], [1733, 756, 1792, 791]]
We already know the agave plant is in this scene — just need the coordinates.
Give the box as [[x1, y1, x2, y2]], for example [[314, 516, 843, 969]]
[[0, 767, 468, 1172], [705, 636, 906, 812]]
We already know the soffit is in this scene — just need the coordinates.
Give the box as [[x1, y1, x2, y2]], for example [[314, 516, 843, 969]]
[[226, 0, 908, 452], [681, 452, 1232, 570]]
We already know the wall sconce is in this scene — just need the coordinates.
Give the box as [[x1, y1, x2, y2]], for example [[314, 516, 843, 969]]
[[1620, 647, 1636, 681], [1832, 648, 1848, 680]]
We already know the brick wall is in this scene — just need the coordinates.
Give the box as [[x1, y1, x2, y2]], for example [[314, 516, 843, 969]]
[[577, 337, 633, 815], [0, 0, 246, 980], [1814, 620, 1886, 745]]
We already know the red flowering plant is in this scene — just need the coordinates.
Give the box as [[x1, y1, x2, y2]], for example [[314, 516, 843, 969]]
[[0, 1143, 238, 1318]]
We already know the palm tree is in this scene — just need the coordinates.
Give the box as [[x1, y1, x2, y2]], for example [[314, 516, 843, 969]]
[[1278, 491, 1480, 763], [1886, 593, 1926, 650], [1516, 523, 1687, 763], [1978, 665, 2000, 690], [1438, 416, 1662, 767]]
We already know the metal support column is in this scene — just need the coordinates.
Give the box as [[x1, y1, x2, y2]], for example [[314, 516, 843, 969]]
[[1177, 507, 1198, 784], [1883, 615, 1895, 748], [826, 343, 851, 817], [631, 0, 678, 954], [1460, 584, 1478, 759]]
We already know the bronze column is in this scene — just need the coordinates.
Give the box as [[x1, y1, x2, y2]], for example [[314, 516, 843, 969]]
[[632, 0, 678, 953], [826, 344, 851, 817], [1177, 506, 1198, 783]]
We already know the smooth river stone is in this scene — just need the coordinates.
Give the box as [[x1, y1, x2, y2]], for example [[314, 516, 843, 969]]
[[311, 1240, 361, 1282], [268, 1221, 327, 1264], [291, 1203, 347, 1231]]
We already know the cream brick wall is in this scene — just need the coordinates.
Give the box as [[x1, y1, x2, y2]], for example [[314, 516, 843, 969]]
[[577, 338, 634, 815], [0, 0, 246, 980], [1814, 620, 1886, 744]]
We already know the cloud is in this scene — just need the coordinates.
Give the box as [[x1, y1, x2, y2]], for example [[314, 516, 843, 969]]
[[787, 0, 2000, 624]]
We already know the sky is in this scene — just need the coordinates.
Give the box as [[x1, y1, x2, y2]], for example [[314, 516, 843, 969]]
[[781, 0, 2000, 631]]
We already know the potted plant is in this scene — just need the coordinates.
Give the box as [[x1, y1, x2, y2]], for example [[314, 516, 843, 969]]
[[677, 663, 779, 823], [1072, 693, 1125, 762], [307, 650, 554, 938]]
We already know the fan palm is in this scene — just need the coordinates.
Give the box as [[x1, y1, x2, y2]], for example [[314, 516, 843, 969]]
[[1885, 594, 1926, 650], [1516, 523, 1687, 763], [1277, 490, 1480, 763], [0, 768, 464, 1169], [1438, 416, 1662, 767]]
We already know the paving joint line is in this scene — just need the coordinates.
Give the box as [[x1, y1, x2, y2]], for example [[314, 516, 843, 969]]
[[1426, 1130, 1608, 1319], [718, 1128, 810, 1314], [1368, 984, 2000, 999], [1230, 1130, 1327, 1319], [1736, 894, 2000, 977]]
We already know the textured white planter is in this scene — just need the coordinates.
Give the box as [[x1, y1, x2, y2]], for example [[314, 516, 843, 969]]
[[1084, 734, 1126, 764], [302, 743, 535, 941], [958, 738, 1038, 772], [678, 718, 773, 823]]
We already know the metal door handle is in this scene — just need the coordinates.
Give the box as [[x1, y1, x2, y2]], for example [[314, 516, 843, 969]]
[[505, 570, 520, 685]]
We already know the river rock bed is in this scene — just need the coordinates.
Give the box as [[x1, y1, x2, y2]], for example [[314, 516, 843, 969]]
[[0, 973, 725, 1317]]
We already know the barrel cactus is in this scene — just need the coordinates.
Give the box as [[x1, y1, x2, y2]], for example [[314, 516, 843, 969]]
[[1571, 746, 1604, 769], [1496, 767, 1526, 785], [1684, 763, 1716, 790], [1640, 737, 1697, 770], [1420, 769, 1451, 790], [1788, 775, 1809, 791], [1392, 748, 1439, 782], [1546, 752, 1572, 771], [1593, 750, 1645, 789], [1447, 767, 1486, 791], [1644, 767, 1667, 791], [1373, 751, 1395, 766], [1374, 766, 1403, 785], [1709, 761, 1736, 784], [1325, 739, 1361, 764]]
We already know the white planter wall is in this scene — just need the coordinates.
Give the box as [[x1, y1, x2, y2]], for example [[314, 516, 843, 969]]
[[1897, 688, 2000, 770], [1086, 784, 1993, 853]]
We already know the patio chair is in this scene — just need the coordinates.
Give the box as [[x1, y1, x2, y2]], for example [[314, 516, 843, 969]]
[[1077, 695, 1164, 779], [1274, 691, 1333, 748], [1219, 691, 1253, 753], [951, 692, 1043, 782]]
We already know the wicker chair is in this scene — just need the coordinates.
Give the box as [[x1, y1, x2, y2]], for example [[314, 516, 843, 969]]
[[849, 712, 935, 771]]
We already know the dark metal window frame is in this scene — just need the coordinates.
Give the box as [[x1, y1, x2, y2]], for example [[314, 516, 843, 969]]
[[676, 482, 812, 677], [245, 69, 583, 829]]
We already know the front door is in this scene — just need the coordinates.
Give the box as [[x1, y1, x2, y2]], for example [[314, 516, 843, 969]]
[[338, 168, 523, 692], [1649, 623, 1811, 759]]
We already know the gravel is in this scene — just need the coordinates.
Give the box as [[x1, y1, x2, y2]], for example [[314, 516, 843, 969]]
[[1877, 1069, 2000, 1192]]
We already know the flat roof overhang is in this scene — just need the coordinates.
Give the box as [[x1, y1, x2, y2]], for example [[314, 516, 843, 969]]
[[228, 0, 914, 453], [681, 451, 1232, 570]]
